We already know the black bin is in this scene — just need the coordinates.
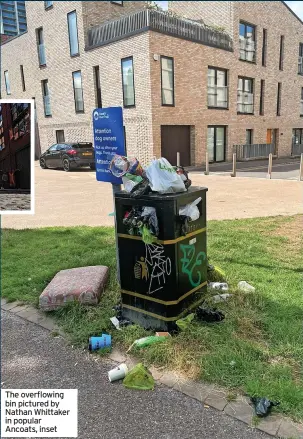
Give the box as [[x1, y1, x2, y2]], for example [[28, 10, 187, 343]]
[[114, 186, 208, 331]]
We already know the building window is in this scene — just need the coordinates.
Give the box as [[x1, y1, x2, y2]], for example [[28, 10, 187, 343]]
[[121, 57, 135, 107], [111, 1, 123, 5], [207, 126, 226, 162], [72, 71, 84, 113], [279, 35, 284, 71], [239, 21, 256, 62], [20, 65, 26, 91], [41, 79, 51, 117], [93, 66, 102, 108], [161, 56, 174, 106], [44, 1, 53, 9], [67, 11, 79, 57], [56, 130, 65, 143], [277, 82, 282, 116], [299, 43, 303, 75], [301, 87, 303, 117], [4, 70, 11, 95], [262, 29, 267, 67], [246, 129, 253, 145], [10, 103, 30, 140], [259, 79, 265, 115], [237, 77, 254, 114], [207, 67, 228, 109], [36, 28, 46, 66]]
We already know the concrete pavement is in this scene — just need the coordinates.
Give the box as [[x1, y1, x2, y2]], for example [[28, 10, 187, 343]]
[[1, 310, 272, 439], [1, 162, 302, 229]]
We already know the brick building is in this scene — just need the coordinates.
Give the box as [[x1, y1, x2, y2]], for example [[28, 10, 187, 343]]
[[1, 1, 303, 166], [0, 103, 31, 189]]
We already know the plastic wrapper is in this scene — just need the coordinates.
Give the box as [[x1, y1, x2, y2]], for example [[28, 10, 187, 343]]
[[123, 363, 155, 391], [179, 197, 201, 221], [146, 158, 186, 194]]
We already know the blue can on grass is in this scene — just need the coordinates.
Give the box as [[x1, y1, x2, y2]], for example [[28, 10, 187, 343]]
[[89, 333, 111, 351]]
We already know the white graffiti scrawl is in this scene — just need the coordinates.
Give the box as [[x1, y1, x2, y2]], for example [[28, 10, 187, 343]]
[[145, 244, 171, 295]]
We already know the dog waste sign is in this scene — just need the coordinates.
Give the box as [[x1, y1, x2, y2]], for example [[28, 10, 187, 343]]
[[93, 107, 125, 184]]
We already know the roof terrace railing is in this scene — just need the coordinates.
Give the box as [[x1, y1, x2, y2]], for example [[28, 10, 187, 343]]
[[87, 9, 233, 52]]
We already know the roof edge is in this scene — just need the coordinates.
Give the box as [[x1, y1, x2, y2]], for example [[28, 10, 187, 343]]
[[281, 1, 303, 26]]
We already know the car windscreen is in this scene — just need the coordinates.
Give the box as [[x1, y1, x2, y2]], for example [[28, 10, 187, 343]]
[[72, 143, 93, 149]]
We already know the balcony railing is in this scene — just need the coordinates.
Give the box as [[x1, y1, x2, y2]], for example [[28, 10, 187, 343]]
[[237, 91, 254, 113], [207, 85, 228, 108], [239, 37, 255, 62], [43, 95, 51, 116], [234, 143, 275, 160], [38, 43, 46, 66], [87, 9, 233, 52], [292, 143, 303, 156], [298, 56, 303, 75]]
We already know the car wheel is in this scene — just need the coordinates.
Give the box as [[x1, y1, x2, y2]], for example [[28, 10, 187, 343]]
[[40, 158, 48, 169], [63, 158, 71, 172], [89, 163, 96, 170]]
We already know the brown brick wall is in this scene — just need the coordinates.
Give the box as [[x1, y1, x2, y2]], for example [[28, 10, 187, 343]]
[[168, 1, 234, 36], [150, 1, 303, 164]]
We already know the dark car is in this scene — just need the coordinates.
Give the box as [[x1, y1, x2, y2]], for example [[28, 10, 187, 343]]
[[40, 142, 95, 172]]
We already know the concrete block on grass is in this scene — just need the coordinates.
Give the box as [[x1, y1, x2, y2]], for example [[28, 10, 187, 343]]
[[39, 266, 109, 311]]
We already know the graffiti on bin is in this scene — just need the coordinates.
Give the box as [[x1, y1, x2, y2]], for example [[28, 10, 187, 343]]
[[134, 243, 171, 295], [180, 243, 206, 287]]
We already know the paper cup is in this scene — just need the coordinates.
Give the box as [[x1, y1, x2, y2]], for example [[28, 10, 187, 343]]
[[108, 363, 128, 382]]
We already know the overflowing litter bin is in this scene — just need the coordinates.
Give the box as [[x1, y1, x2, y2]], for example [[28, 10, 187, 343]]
[[114, 186, 208, 331]]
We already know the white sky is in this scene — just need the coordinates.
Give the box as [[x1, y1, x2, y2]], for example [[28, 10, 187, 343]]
[[155, 1, 303, 21]]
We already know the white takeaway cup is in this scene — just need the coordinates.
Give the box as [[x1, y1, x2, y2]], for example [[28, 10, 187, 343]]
[[108, 363, 128, 382]]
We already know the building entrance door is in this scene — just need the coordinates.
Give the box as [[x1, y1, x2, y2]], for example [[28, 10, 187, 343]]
[[207, 126, 226, 162], [161, 125, 191, 166]]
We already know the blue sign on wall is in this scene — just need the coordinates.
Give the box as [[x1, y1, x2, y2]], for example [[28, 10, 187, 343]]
[[92, 107, 125, 184]]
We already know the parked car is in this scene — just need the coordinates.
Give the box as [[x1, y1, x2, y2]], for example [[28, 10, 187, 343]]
[[40, 142, 95, 172]]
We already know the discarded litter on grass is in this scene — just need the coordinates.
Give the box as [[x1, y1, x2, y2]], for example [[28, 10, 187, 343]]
[[88, 333, 111, 352], [208, 282, 229, 291], [213, 293, 233, 303], [108, 363, 128, 383], [123, 363, 155, 391], [195, 306, 225, 323], [127, 336, 168, 352], [250, 397, 280, 417], [238, 281, 255, 292], [176, 313, 195, 330]]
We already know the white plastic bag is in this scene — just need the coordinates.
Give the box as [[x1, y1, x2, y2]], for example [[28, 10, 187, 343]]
[[146, 158, 186, 194], [179, 197, 201, 221]]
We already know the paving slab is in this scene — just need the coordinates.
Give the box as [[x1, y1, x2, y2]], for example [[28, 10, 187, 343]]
[[1, 301, 23, 311], [204, 388, 229, 411], [1, 298, 7, 306], [108, 349, 126, 364], [148, 365, 164, 381], [277, 419, 303, 439], [224, 397, 254, 425], [173, 379, 213, 403], [159, 371, 181, 388], [257, 415, 284, 436]]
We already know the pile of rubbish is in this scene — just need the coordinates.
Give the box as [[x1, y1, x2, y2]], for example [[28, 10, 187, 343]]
[[123, 206, 159, 244], [110, 155, 191, 197]]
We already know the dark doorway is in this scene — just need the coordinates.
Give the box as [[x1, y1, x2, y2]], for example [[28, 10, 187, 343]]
[[56, 129, 65, 143], [16, 146, 30, 189], [161, 125, 191, 166]]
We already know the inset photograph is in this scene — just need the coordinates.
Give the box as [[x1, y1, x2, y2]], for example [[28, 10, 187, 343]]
[[0, 99, 34, 213]]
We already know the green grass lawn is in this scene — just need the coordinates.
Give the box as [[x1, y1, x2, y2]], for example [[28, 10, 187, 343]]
[[1, 215, 303, 421]]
